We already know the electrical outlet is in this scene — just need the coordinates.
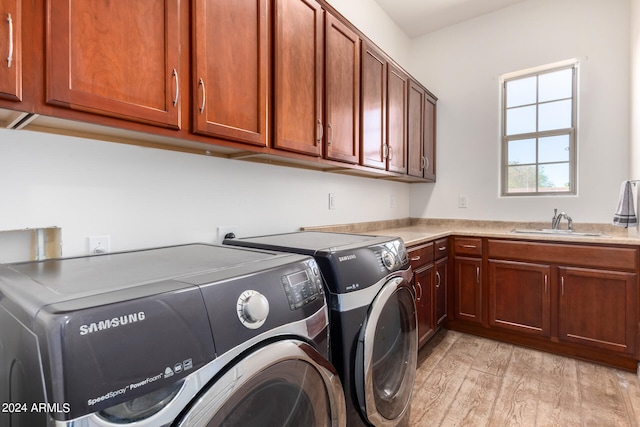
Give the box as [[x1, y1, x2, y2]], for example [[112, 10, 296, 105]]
[[329, 193, 336, 210], [458, 195, 468, 208], [88, 235, 110, 254], [217, 225, 239, 244]]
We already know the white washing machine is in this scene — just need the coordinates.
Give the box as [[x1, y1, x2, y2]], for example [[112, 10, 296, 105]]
[[0, 244, 345, 426]]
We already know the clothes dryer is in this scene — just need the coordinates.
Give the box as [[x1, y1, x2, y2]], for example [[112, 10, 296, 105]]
[[0, 244, 345, 427], [224, 232, 417, 427]]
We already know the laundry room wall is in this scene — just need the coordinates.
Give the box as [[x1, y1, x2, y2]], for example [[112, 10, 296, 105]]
[[407, 0, 632, 224]]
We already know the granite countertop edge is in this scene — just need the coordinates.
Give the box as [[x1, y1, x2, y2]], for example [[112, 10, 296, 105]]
[[301, 218, 640, 247]]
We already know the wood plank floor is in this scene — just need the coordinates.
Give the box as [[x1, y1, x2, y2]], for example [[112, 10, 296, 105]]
[[410, 330, 640, 426]]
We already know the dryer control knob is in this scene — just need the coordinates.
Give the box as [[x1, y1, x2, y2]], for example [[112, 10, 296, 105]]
[[381, 250, 397, 270], [237, 290, 269, 329]]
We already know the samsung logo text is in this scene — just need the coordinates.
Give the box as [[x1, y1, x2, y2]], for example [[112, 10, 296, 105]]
[[80, 311, 146, 336]]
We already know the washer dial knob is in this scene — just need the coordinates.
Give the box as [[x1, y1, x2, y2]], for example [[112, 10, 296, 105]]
[[237, 290, 269, 329], [381, 250, 397, 270]]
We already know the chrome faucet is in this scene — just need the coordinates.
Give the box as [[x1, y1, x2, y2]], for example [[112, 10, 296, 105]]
[[552, 208, 573, 231]]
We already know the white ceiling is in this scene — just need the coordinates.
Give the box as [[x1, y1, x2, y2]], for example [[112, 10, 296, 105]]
[[372, 0, 527, 38]]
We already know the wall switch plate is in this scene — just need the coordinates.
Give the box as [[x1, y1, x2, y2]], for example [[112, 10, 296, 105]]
[[217, 225, 239, 244], [329, 193, 336, 210], [88, 235, 110, 254], [458, 195, 468, 208]]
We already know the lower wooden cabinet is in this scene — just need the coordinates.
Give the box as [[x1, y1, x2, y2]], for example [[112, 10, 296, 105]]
[[414, 264, 435, 347], [558, 266, 637, 354], [488, 260, 551, 337], [454, 256, 482, 324], [434, 256, 448, 327]]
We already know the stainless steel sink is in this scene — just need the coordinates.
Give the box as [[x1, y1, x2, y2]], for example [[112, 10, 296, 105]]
[[511, 228, 609, 237]]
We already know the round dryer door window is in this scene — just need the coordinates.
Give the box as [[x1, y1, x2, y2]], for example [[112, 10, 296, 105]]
[[176, 340, 345, 427], [357, 277, 418, 426]]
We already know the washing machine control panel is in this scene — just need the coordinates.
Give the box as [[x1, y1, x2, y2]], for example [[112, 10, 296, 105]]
[[237, 290, 270, 329], [378, 239, 409, 272], [282, 260, 324, 310]]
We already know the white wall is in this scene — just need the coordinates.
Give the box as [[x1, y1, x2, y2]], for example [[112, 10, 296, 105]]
[[408, 0, 631, 223], [0, 129, 410, 258], [631, 0, 640, 179]]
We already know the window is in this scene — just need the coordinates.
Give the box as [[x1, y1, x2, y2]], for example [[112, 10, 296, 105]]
[[501, 61, 578, 195]]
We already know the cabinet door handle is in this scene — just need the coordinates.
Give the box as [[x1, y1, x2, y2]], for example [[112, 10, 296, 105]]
[[544, 274, 548, 294], [172, 69, 179, 107], [198, 78, 206, 114], [410, 255, 421, 262], [383, 144, 389, 159], [6, 13, 13, 68], [438, 246, 447, 252], [425, 156, 430, 171], [436, 271, 441, 288], [327, 123, 333, 146], [388, 145, 393, 160], [561, 276, 565, 296], [415, 281, 423, 300], [421, 156, 425, 170], [316, 120, 323, 145], [461, 244, 477, 249], [476, 267, 480, 284]]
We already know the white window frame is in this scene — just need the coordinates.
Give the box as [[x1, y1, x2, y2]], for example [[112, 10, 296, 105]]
[[500, 59, 579, 196]]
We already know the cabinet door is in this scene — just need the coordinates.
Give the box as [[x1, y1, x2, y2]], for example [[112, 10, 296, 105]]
[[407, 80, 424, 178], [46, 0, 181, 129], [386, 63, 407, 173], [0, 0, 20, 102], [325, 13, 359, 163], [488, 260, 551, 337], [423, 95, 436, 180], [435, 257, 448, 328], [559, 266, 638, 354], [274, 0, 323, 156], [360, 41, 386, 169], [454, 257, 482, 323], [193, 0, 267, 147], [414, 264, 435, 348]]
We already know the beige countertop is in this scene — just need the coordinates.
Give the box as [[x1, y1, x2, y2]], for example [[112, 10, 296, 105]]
[[302, 218, 640, 247]]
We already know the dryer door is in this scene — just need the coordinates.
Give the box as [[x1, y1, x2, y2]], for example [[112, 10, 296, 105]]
[[356, 277, 418, 426], [176, 340, 345, 427]]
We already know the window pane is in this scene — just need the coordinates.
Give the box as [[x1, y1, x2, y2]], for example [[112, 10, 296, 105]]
[[506, 105, 536, 135], [539, 68, 572, 102], [539, 135, 569, 163], [507, 165, 537, 193], [538, 163, 570, 192], [508, 138, 536, 164], [538, 99, 571, 131], [506, 76, 536, 108]]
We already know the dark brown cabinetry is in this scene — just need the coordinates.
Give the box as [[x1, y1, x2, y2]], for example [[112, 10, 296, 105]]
[[192, 0, 268, 147], [408, 242, 435, 348], [324, 13, 360, 163], [386, 64, 408, 174], [407, 80, 436, 180], [453, 237, 483, 324], [434, 238, 448, 327], [46, 0, 182, 129], [0, 0, 21, 102], [488, 260, 551, 337], [558, 266, 637, 354], [360, 41, 387, 170]]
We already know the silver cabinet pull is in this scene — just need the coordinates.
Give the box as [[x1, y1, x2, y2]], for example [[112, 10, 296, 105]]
[[388, 145, 393, 160], [461, 244, 477, 249], [410, 256, 420, 262], [476, 266, 480, 284], [420, 155, 425, 170], [382, 144, 388, 159], [544, 274, 548, 294], [561, 276, 565, 296], [327, 123, 333, 145], [316, 120, 323, 145], [7, 13, 13, 68], [198, 78, 206, 113], [172, 69, 179, 107], [436, 271, 441, 288], [416, 281, 423, 300], [425, 156, 430, 171], [438, 246, 447, 252]]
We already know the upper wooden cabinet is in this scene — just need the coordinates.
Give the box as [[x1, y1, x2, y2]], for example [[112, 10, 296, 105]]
[[46, 0, 182, 129], [408, 79, 436, 181], [0, 0, 21, 102], [192, 0, 268, 147], [273, 0, 323, 156], [360, 41, 387, 170], [386, 64, 408, 174], [324, 13, 360, 164]]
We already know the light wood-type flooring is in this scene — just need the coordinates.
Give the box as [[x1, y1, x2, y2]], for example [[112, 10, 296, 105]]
[[409, 330, 640, 426]]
